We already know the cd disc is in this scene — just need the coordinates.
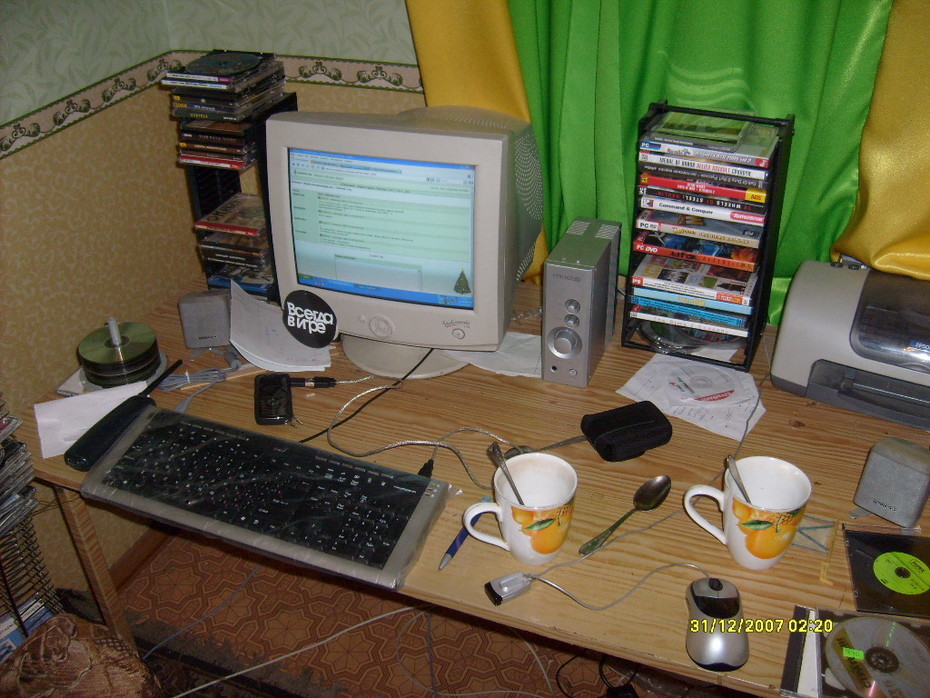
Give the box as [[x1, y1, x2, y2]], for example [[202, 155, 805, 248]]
[[874, 552, 930, 596], [824, 617, 930, 698], [184, 51, 263, 76], [77, 321, 160, 387], [667, 365, 736, 404], [639, 320, 744, 355]]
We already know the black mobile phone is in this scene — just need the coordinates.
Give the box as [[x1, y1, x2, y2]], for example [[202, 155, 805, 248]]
[[254, 373, 293, 425]]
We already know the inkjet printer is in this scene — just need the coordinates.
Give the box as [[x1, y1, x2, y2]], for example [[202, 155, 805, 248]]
[[771, 260, 930, 429]]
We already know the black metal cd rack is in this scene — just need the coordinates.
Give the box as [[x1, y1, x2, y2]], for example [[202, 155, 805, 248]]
[[621, 101, 794, 371]]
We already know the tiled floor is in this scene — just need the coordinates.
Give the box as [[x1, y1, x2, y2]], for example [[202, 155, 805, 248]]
[[119, 532, 753, 697]]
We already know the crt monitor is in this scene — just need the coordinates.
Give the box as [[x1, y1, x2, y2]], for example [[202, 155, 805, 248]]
[[264, 106, 543, 378]]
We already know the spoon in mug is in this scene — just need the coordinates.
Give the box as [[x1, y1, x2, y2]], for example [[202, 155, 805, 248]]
[[578, 474, 672, 555], [726, 455, 753, 505], [487, 442, 526, 505]]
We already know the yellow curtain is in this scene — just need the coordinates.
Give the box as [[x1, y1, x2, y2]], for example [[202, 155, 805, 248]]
[[405, 0, 548, 281], [832, 0, 930, 279]]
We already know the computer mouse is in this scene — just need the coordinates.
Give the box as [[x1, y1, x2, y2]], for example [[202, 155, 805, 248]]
[[685, 577, 750, 671]]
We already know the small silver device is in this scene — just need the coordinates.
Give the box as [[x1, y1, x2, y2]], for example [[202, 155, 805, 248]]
[[542, 218, 620, 387], [179, 290, 231, 349], [853, 437, 930, 528]]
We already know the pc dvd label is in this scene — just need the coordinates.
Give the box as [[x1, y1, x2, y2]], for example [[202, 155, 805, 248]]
[[282, 290, 337, 348], [873, 552, 930, 596]]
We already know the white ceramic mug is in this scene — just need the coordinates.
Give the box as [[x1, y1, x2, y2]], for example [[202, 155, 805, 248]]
[[683, 456, 812, 570], [463, 453, 577, 566]]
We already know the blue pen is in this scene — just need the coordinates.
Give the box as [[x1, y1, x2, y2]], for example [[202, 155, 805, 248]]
[[438, 495, 492, 570]]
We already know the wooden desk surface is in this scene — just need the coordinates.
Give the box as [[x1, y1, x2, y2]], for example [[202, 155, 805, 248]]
[[18, 281, 930, 695]]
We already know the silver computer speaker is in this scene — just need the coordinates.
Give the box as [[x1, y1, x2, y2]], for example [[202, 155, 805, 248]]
[[179, 289, 231, 349], [853, 438, 930, 528], [542, 218, 620, 387]]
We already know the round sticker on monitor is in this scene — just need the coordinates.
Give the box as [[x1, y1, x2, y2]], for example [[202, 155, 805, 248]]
[[282, 290, 337, 348]]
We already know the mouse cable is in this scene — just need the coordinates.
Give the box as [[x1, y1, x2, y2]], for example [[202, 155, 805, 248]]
[[322, 385, 524, 491], [298, 348, 434, 443], [528, 562, 709, 612]]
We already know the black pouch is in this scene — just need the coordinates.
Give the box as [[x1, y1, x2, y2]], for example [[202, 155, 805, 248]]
[[580, 401, 672, 462]]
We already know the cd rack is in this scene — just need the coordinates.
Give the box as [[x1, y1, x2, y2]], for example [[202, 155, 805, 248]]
[[162, 51, 298, 300], [621, 101, 794, 371], [0, 392, 62, 659]]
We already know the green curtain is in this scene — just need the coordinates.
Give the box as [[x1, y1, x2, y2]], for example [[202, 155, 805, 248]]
[[508, 0, 892, 323]]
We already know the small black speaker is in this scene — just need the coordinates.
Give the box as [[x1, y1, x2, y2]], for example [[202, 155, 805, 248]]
[[853, 438, 930, 527]]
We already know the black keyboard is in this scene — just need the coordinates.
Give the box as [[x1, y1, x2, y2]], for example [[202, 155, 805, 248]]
[[80, 406, 450, 589]]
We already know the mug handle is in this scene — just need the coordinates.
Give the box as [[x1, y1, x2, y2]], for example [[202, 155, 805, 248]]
[[683, 485, 727, 545], [463, 501, 508, 550]]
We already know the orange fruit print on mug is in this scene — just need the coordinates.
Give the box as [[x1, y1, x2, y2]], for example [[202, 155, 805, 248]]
[[732, 499, 804, 560], [512, 503, 574, 554]]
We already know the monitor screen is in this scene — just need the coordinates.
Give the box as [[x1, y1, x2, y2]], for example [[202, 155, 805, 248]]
[[265, 106, 543, 378], [287, 147, 476, 311]]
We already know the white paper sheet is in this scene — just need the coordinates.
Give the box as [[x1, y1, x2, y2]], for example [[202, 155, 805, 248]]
[[33, 381, 147, 458], [618, 354, 764, 439], [229, 283, 330, 372], [444, 332, 542, 378]]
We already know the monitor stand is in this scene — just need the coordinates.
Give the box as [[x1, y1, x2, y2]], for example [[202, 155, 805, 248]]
[[341, 335, 466, 379]]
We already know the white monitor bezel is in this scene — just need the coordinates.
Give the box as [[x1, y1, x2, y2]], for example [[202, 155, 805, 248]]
[[265, 110, 521, 354]]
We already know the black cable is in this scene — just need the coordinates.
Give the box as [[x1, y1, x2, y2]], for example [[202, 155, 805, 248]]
[[598, 655, 639, 695], [298, 349, 434, 443], [555, 653, 581, 697]]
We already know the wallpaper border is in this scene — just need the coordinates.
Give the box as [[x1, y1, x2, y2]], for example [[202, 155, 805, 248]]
[[0, 52, 423, 161]]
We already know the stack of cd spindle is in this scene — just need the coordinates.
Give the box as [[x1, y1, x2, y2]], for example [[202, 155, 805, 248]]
[[77, 317, 161, 388]]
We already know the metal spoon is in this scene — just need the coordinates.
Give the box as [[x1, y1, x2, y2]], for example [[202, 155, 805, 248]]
[[726, 455, 753, 505], [578, 474, 672, 555], [487, 442, 526, 505], [504, 434, 587, 459]]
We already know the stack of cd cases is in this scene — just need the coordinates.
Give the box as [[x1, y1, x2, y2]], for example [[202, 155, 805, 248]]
[[162, 50, 297, 298], [0, 393, 61, 662], [162, 50, 285, 170], [621, 102, 794, 371]]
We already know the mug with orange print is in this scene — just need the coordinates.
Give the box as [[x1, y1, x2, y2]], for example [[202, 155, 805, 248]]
[[683, 457, 812, 570], [463, 453, 577, 566]]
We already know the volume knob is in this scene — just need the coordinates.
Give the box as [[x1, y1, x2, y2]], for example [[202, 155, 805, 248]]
[[547, 327, 582, 358]]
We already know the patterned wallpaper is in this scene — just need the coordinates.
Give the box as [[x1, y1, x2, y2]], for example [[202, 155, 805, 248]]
[[0, 0, 417, 126], [0, 52, 422, 159]]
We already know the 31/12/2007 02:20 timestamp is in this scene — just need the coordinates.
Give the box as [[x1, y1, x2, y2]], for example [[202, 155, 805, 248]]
[[689, 618, 835, 634]]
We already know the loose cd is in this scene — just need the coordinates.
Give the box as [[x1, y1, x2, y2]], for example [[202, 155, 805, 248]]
[[823, 616, 930, 698], [666, 365, 737, 404], [77, 321, 160, 388]]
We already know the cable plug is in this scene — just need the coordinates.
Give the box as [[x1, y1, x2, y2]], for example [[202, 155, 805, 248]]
[[484, 572, 533, 605], [291, 376, 338, 388]]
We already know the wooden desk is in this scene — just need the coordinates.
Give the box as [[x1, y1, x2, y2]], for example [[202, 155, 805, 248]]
[[17, 281, 930, 695]]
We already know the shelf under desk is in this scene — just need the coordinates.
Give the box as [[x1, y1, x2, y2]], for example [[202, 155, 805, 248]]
[[18, 280, 930, 695]]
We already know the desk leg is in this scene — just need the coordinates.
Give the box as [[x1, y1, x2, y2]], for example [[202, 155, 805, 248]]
[[55, 487, 136, 650]]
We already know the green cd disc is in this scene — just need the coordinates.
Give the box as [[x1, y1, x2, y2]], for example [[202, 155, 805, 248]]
[[872, 551, 930, 595]]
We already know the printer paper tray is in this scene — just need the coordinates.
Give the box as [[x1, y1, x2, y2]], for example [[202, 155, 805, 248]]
[[807, 360, 930, 430]]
